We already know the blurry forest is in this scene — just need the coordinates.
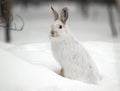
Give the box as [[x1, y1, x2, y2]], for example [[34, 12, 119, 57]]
[[0, 0, 120, 42]]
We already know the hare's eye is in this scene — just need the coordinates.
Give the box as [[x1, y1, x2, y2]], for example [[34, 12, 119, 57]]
[[59, 25, 62, 29]]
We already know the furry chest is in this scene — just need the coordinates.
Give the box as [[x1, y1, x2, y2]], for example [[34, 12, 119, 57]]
[[51, 42, 84, 66]]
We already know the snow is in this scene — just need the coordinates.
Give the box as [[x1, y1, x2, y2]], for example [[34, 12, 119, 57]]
[[0, 41, 120, 91], [8, 43, 61, 74]]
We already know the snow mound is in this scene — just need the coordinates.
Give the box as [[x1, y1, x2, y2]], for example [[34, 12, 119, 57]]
[[8, 43, 61, 74], [0, 41, 119, 91]]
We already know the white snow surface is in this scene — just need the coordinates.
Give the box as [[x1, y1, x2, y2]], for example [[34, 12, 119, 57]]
[[0, 41, 120, 91], [8, 43, 61, 74]]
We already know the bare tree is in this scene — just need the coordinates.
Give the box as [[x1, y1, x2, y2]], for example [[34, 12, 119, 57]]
[[0, 0, 12, 42], [116, 0, 120, 19], [107, 5, 118, 37]]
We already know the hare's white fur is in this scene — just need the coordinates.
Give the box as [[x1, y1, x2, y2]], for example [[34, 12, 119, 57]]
[[50, 7, 100, 84]]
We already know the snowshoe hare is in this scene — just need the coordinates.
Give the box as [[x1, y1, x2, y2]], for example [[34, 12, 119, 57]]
[[50, 6, 100, 84]]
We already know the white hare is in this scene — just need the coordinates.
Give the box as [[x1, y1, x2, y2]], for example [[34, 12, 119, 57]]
[[50, 6, 100, 84]]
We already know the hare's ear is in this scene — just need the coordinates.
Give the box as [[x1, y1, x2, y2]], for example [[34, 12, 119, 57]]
[[60, 7, 69, 24], [51, 6, 59, 21]]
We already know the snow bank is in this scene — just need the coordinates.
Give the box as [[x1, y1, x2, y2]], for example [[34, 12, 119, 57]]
[[8, 43, 61, 74], [0, 41, 120, 91]]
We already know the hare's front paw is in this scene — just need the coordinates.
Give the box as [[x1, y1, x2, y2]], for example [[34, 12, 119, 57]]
[[59, 68, 64, 77]]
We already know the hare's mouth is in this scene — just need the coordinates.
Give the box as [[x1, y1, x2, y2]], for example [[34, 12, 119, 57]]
[[51, 31, 59, 37]]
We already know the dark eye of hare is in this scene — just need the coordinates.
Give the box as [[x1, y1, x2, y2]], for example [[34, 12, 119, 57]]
[[59, 25, 62, 29]]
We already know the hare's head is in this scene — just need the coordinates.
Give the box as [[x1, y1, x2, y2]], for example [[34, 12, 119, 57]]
[[50, 6, 69, 37]]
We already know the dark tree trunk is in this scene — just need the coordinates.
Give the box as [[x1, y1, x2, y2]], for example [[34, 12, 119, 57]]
[[1, 0, 12, 42], [107, 5, 118, 37]]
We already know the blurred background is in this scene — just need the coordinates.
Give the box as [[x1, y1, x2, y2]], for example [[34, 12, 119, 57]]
[[0, 0, 120, 44]]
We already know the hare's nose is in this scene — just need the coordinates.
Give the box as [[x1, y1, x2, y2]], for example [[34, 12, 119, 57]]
[[51, 30, 54, 35]]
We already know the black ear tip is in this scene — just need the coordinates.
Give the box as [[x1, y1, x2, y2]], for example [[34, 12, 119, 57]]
[[51, 6, 56, 11], [51, 6, 53, 10], [51, 6, 53, 9]]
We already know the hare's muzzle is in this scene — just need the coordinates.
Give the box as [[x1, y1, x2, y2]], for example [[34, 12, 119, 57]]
[[51, 30, 58, 37]]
